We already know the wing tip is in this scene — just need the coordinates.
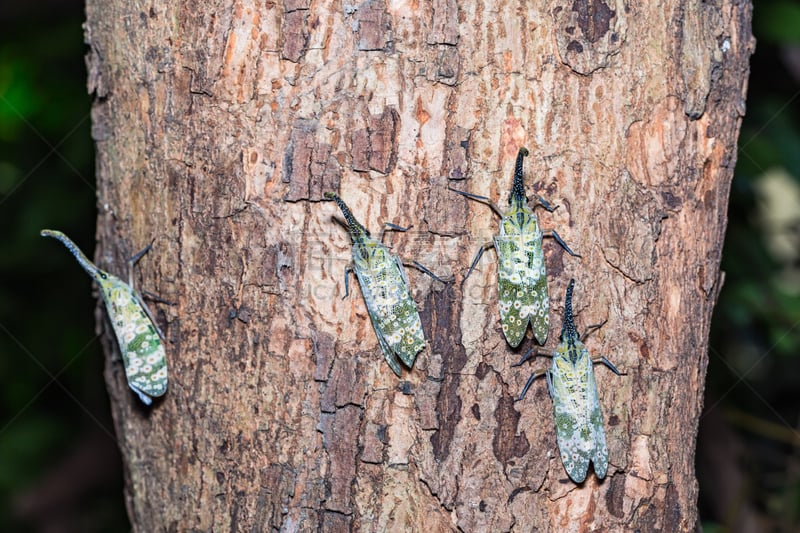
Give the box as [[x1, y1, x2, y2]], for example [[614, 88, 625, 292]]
[[130, 385, 160, 406]]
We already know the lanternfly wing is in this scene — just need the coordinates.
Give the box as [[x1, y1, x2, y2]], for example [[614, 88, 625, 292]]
[[452, 147, 580, 348], [100, 279, 168, 404], [493, 148, 549, 347], [494, 218, 547, 347], [548, 279, 609, 483], [515, 279, 618, 483], [352, 240, 425, 376], [549, 340, 607, 483], [587, 361, 609, 478]]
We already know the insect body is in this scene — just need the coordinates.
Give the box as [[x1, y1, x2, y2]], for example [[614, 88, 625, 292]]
[[324, 192, 433, 376], [451, 148, 579, 347], [41, 230, 167, 405], [513, 279, 621, 483]]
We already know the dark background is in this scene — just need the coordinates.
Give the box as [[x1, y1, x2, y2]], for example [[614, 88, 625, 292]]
[[1, 2, 797, 531]]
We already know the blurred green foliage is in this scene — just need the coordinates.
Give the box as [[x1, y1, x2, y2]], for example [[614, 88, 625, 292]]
[[757, 1, 800, 44], [702, 1, 800, 530], [0, 3, 127, 531]]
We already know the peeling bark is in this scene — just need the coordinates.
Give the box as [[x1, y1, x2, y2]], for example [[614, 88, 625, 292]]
[[85, 0, 753, 530]]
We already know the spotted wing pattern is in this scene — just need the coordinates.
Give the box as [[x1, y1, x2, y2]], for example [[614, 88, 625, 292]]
[[353, 240, 425, 376], [494, 148, 549, 346], [549, 338, 608, 482], [99, 278, 168, 404], [494, 214, 547, 347], [324, 192, 425, 376]]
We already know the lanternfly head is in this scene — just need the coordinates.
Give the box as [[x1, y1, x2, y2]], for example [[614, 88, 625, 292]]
[[324, 192, 370, 241], [40, 229, 105, 281], [560, 279, 579, 342], [509, 147, 530, 206]]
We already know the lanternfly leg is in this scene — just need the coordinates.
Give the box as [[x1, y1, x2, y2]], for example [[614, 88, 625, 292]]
[[542, 229, 581, 257], [343, 265, 354, 299], [448, 186, 502, 285], [140, 291, 174, 306], [517, 369, 547, 401], [127, 241, 154, 288], [534, 195, 557, 213], [463, 242, 494, 285], [580, 321, 608, 341], [127, 242, 166, 341], [405, 261, 447, 284], [448, 187, 504, 218], [511, 346, 552, 368], [379, 222, 411, 243], [598, 356, 623, 376]]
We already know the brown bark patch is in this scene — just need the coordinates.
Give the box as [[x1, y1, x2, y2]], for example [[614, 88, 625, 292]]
[[679, 2, 724, 118], [359, 422, 387, 464], [282, 3, 310, 62], [356, 0, 392, 51], [553, 0, 625, 75], [492, 392, 530, 464], [424, 175, 468, 236], [313, 332, 336, 381], [422, 283, 467, 462], [320, 350, 368, 412], [368, 108, 399, 174], [436, 47, 460, 84], [321, 510, 351, 532], [441, 125, 470, 181], [350, 107, 399, 175], [283, 120, 341, 201], [597, 171, 664, 283], [605, 472, 626, 517], [321, 405, 362, 514], [427, 0, 459, 45]]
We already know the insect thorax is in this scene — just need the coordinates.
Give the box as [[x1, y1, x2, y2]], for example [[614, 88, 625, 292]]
[[352, 239, 392, 270], [96, 272, 127, 299], [499, 203, 540, 236], [555, 340, 591, 375]]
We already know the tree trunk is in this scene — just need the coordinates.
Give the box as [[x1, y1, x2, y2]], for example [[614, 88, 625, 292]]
[[84, 0, 753, 530]]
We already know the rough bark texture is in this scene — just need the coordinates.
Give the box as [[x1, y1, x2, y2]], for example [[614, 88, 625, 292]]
[[84, 0, 753, 530]]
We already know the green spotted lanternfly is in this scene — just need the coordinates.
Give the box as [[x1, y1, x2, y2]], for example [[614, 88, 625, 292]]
[[513, 279, 622, 483], [324, 192, 443, 376], [450, 147, 579, 347], [41, 230, 167, 405]]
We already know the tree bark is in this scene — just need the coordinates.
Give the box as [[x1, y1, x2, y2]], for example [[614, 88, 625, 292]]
[[84, 0, 753, 530]]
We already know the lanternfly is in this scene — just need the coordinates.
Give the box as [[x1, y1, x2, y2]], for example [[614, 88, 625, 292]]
[[513, 279, 622, 483], [450, 147, 579, 347], [324, 192, 443, 376], [41, 230, 168, 405]]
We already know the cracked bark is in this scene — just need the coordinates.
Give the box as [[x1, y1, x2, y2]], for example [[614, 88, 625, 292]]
[[85, 0, 752, 530]]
